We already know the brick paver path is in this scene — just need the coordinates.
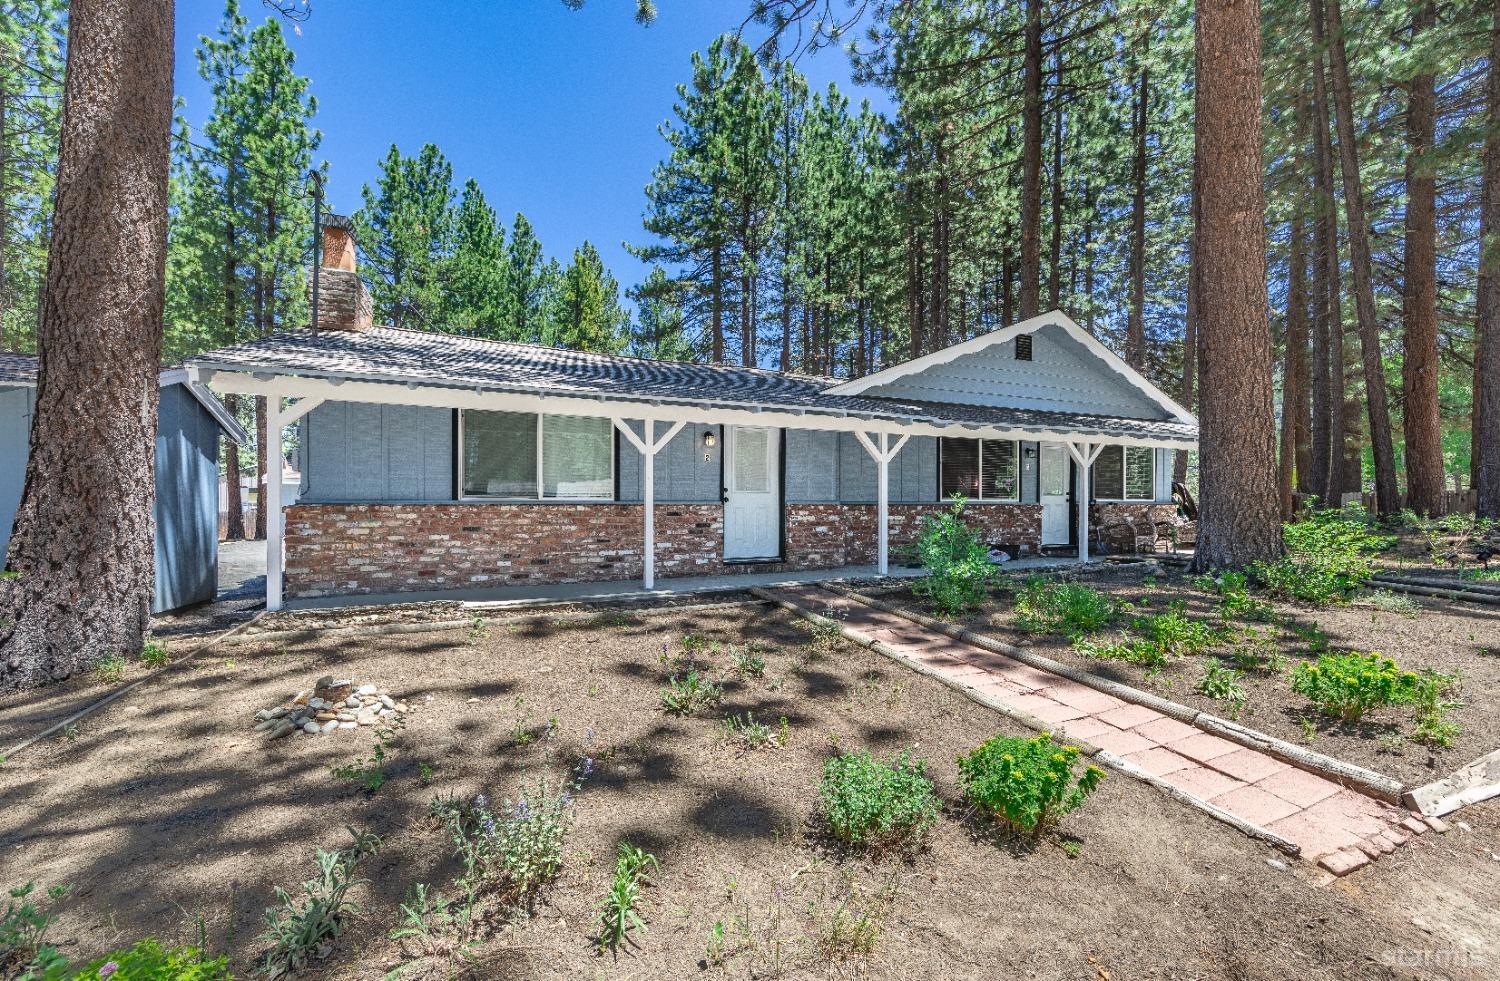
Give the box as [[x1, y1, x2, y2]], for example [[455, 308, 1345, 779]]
[[768, 584, 1443, 875]]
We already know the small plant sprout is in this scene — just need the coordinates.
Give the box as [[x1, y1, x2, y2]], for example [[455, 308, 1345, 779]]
[[258, 827, 381, 979], [730, 645, 767, 679], [595, 842, 659, 956], [140, 640, 169, 667], [92, 655, 126, 684], [719, 712, 779, 750], [659, 671, 724, 716], [1, 882, 72, 978], [1196, 658, 1247, 712], [331, 726, 399, 794], [466, 615, 490, 644]]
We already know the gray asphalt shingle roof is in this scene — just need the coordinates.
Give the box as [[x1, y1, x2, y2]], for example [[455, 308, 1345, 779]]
[[0, 352, 38, 384], [190, 326, 1197, 443]]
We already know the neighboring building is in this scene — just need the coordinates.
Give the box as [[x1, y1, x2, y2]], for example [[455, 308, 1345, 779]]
[[0, 354, 250, 613], [185, 220, 1197, 611]]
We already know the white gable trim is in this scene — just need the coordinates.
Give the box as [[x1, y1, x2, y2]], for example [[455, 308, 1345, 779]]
[[823, 310, 1197, 426]]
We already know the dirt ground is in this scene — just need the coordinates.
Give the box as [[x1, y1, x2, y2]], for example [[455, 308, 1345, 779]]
[[876, 562, 1500, 788], [2, 603, 1498, 979]]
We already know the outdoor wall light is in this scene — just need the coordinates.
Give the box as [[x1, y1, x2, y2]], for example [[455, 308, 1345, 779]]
[[703, 431, 717, 448], [1024, 446, 1037, 459]]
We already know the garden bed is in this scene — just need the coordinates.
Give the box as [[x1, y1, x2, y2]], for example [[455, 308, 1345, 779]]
[[1, 604, 1496, 978], [875, 561, 1500, 789]]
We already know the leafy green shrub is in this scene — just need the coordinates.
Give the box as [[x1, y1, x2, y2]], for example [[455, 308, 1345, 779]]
[[259, 827, 381, 979], [92, 655, 126, 685], [1, 882, 71, 979], [1289, 652, 1421, 721], [958, 733, 1104, 837], [817, 750, 940, 855], [911, 497, 996, 613], [719, 712, 780, 750], [1194, 570, 1277, 622], [1225, 626, 1286, 675], [431, 778, 574, 911], [139, 641, 169, 668], [1412, 671, 1462, 747], [659, 671, 724, 716], [1251, 506, 1393, 605], [729, 645, 767, 679], [1013, 578, 1117, 636], [1073, 634, 1167, 669], [1130, 601, 1220, 656], [1463, 568, 1500, 583], [71, 938, 232, 980], [596, 842, 658, 955], [1196, 658, 1247, 708]]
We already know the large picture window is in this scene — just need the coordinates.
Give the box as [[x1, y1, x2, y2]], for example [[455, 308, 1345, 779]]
[[1092, 445, 1155, 501], [939, 438, 1020, 501], [461, 410, 613, 500]]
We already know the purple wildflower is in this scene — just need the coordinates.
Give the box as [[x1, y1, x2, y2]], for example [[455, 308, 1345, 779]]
[[474, 793, 489, 811], [514, 798, 531, 820], [578, 756, 595, 778], [98, 964, 119, 979]]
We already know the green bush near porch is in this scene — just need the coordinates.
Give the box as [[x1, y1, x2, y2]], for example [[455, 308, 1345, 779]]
[[912, 497, 996, 614]]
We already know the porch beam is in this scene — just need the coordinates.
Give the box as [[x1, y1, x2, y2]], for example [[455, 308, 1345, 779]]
[[1064, 440, 1107, 563], [199, 370, 1197, 452], [613, 418, 687, 591], [854, 430, 910, 575]]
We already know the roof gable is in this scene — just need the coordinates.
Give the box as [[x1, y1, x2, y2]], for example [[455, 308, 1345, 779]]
[[824, 312, 1195, 424]]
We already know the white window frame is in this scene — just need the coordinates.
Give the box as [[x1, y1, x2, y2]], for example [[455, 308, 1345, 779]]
[[1091, 445, 1156, 502], [938, 437, 1021, 503], [457, 409, 616, 502]]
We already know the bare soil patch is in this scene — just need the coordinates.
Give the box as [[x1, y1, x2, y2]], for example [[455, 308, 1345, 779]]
[[877, 562, 1500, 787], [2, 603, 1497, 979]]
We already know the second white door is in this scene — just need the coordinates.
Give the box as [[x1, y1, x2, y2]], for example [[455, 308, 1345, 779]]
[[724, 426, 781, 560], [1040, 442, 1070, 546]]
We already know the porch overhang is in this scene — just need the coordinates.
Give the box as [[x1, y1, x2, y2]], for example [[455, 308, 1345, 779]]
[[186, 364, 1199, 451]]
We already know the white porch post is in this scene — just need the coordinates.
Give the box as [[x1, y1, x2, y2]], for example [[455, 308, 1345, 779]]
[[1065, 440, 1106, 564], [264, 395, 326, 611], [855, 431, 910, 576], [614, 418, 686, 591]]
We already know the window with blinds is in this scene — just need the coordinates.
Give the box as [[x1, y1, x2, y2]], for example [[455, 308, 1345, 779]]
[[461, 410, 614, 500], [940, 438, 1020, 501], [1091, 445, 1154, 501]]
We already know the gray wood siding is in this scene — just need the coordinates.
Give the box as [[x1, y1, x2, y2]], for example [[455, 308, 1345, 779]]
[[299, 402, 454, 502], [153, 383, 222, 612], [784, 432, 938, 503], [616, 420, 722, 503], [861, 323, 1166, 420], [0, 385, 34, 560]]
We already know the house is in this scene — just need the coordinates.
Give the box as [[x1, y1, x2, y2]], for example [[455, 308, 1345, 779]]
[[0, 353, 250, 613], [184, 220, 1197, 611]]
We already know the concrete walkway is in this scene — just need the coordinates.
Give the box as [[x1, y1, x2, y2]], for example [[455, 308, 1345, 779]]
[[768, 583, 1445, 876], [283, 556, 1076, 612]]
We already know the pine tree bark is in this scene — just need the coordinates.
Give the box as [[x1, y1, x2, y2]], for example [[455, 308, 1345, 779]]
[[1127, 50, 1150, 370], [1323, 0, 1400, 513], [1048, 44, 1064, 310], [0, 0, 173, 689], [1192, 0, 1283, 570], [1018, 0, 1043, 320], [1402, 0, 1444, 516], [1309, 0, 1345, 505], [1476, 0, 1500, 518], [1175, 158, 1199, 486], [1282, 210, 1309, 518]]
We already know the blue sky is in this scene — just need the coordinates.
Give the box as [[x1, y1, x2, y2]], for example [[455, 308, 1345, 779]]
[[172, 0, 886, 297]]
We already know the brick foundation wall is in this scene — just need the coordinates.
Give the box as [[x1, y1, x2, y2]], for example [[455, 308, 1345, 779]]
[[283, 500, 1043, 600]]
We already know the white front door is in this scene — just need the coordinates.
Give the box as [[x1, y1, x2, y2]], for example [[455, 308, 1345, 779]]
[[724, 426, 781, 559], [1040, 442, 1070, 546]]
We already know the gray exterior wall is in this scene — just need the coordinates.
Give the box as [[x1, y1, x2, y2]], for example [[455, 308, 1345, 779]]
[[299, 402, 454, 502], [859, 323, 1167, 420], [616, 420, 722, 503], [0, 385, 35, 560], [154, 383, 224, 612]]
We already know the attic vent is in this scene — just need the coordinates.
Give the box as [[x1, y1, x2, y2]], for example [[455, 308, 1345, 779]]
[[1015, 334, 1033, 361]]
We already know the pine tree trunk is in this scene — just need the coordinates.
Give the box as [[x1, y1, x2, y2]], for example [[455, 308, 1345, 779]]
[[1309, 0, 1344, 505], [1175, 161, 1198, 486], [0, 0, 173, 689], [1018, 0, 1043, 320], [223, 394, 245, 540], [711, 245, 724, 363], [1401, 1, 1444, 516], [1282, 210, 1309, 518], [1323, 0, 1400, 513], [1127, 56, 1150, 370], [1048, 43, 1064, 310], [1192, 0, 1284, 571], [1476, 0, 1500, 519]]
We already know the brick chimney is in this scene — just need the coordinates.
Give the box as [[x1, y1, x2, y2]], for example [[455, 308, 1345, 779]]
[[313, 214, 373, 332]]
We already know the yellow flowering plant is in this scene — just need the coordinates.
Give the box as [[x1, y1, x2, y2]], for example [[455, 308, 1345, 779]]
[[957, 734, 1104, 837]]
